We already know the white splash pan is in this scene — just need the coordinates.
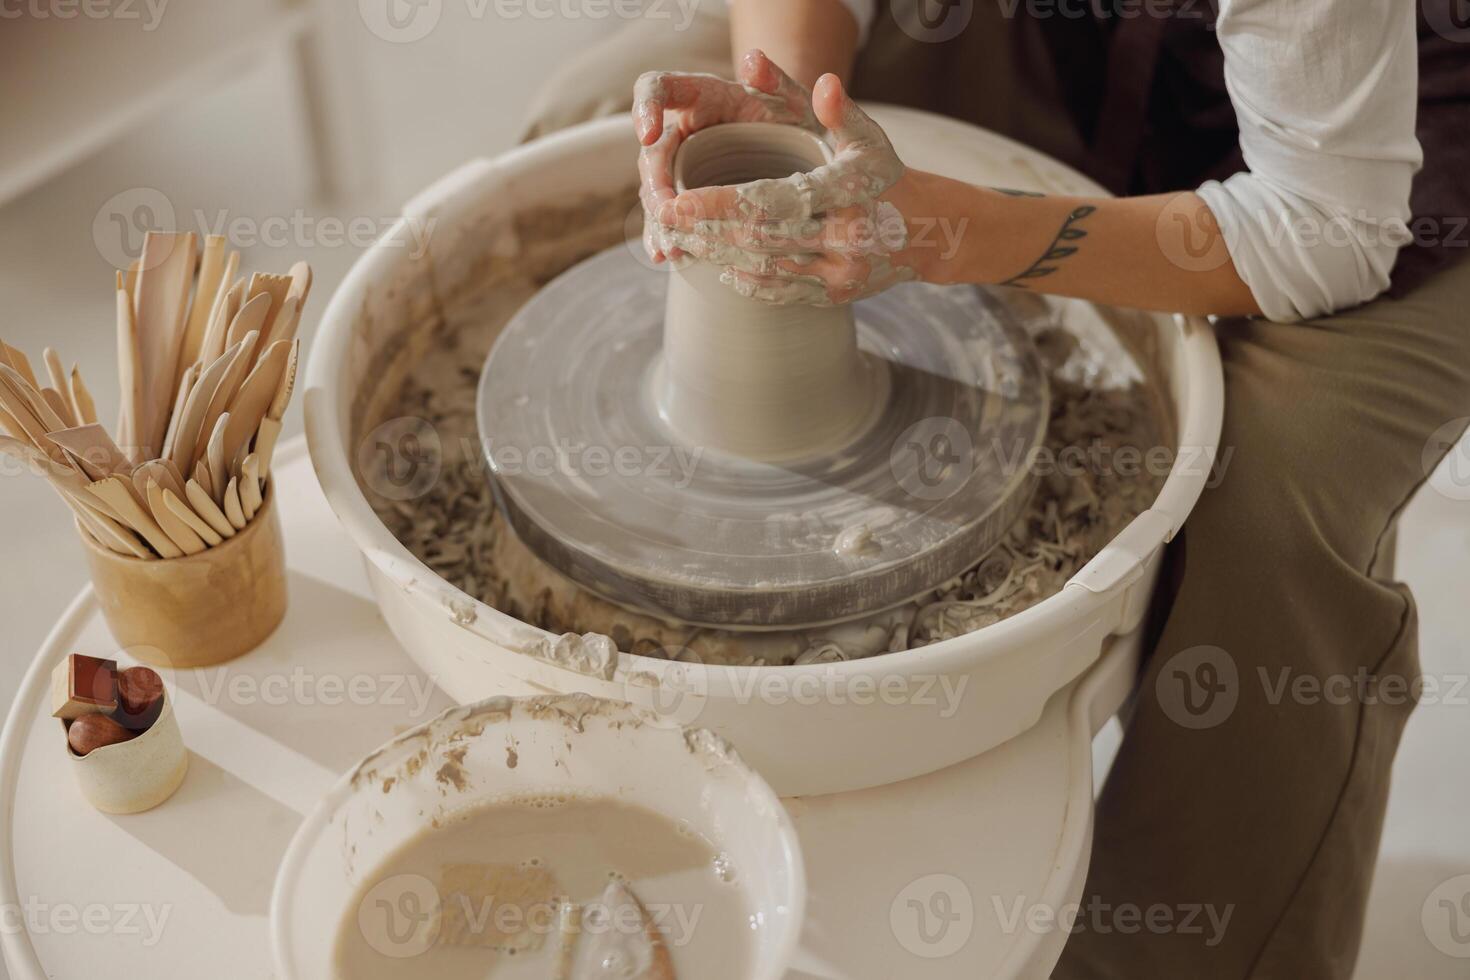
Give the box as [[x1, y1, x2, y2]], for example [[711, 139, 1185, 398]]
[[271, 694, 803, 980], [304, 106, 1224, 797]]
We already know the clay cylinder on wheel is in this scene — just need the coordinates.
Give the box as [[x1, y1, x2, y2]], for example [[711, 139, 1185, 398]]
[[662, 122, 883, 462]]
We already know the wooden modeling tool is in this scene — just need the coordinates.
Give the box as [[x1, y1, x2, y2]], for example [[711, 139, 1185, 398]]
[[191, 331, 257, 465], [115, 274, 144, 458], [254, 417, 283, 475], [245, 272, 292, 349], [207, 413, 230, 504], [223, 476, 246, 530], [160, 363, 198, 461], [69, 366, 98, 425], [185, 478, 235, 538], [6, 248, 309, 562], [162, 487, 224, 547], [193, 459, 214, 499], [147, 479, 206, 556], [86, 475, 183, 559], [178, 235, 227, 376], [45, 424, 131, 478], [221, 339, 289, 465], [134, 458, 187, 501], [240, 454, 262, 521], [0, 342, 40, 389], [169, 334, 243, 475], [269, 339, 299, 421], [225, 293, 271, 351], [133, 231, 197, 455]]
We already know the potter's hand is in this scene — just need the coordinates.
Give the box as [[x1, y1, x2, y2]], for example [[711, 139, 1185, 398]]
[[636, 50, 819, 263], [652, 73, 921, 306]]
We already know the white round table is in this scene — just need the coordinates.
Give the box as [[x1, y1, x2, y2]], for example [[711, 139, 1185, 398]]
[[0, 439, 1137, 979]]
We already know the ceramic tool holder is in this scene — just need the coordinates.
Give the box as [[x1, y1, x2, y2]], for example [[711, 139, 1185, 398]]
[[80, 484, 287, 669], [0, 232, 307, 666], [61, 685, 187, 814]]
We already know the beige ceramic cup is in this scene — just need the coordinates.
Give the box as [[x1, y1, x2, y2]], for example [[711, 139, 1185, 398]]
[[61, 688, 188, 814], [79, 484, 288, 669]]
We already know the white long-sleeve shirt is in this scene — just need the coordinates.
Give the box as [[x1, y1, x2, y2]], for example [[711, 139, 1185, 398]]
[[738, 0, 1424, 322]]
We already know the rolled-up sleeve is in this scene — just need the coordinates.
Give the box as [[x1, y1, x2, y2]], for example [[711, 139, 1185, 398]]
[[1197, 0, 1422, 322]]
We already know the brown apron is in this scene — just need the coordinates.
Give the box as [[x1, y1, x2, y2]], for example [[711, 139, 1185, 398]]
[[850, 0, 1470, 293]]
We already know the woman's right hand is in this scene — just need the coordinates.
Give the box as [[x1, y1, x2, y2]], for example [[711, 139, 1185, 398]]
[[635, 50, 820, 263]]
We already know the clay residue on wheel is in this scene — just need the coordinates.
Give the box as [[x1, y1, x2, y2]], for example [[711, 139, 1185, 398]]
[[359, 187, 1170, 666]]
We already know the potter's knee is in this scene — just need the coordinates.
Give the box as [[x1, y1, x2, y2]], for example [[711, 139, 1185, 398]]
[[1186, 423, 1389, 579], [1184, 467, 1322, 570]]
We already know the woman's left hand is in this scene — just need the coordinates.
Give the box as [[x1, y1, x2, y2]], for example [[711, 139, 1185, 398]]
[[635, 51, 821, 265], [651, 73, 930, 306]]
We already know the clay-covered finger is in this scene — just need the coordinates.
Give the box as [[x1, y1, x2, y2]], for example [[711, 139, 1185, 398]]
[[706, 205, 902, 255], [815, 204, 912, 255], [633, 71, 734, 144], [737, 49, 784, 95], [796, 152, 902, 216], [638, 125, 682, 213], [642, 220, 668, 264], [723, 217, 827, 252], [660, 212, 823, 254], [753, 253, 862, 304], [656, 226, 779, 273], [659, 185, 748, 228], [675, 150, 901, 226], [737, 50, 819, 129], [794, 75, 904, 215], [663, 175, 823, 225], [773, 253, 916, 303], [813, 73, 893, 153], [722, 267, 833, 306]]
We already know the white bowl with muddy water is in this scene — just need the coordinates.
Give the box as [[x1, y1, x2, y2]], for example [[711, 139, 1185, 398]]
[[303, 107, 1224, 796], [271, 694, 803, 980]]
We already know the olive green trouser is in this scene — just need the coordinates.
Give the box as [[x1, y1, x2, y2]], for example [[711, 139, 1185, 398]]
[[1050, 259, 1470, 979], [521, 15, 1470, 977]]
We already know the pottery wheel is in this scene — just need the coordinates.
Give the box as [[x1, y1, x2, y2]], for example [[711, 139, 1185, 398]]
[[478, 245, 1048, 628]]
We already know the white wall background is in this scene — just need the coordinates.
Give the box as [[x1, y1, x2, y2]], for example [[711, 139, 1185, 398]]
[[0, 0, 617, 710]]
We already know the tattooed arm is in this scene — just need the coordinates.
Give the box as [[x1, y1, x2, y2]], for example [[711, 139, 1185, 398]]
[[656, 69, 1263, 317], [909, 178, 1263, 316]]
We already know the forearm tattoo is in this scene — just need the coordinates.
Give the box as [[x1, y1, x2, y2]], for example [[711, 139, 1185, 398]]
[[1001, 205, 1096, 288]]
